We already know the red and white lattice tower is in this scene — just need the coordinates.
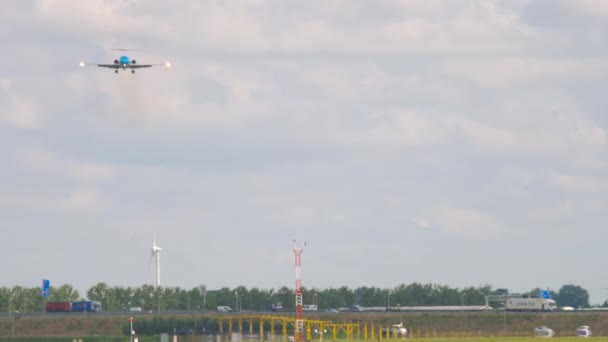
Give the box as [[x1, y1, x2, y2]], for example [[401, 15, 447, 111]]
[[293, 241, 305, 342]]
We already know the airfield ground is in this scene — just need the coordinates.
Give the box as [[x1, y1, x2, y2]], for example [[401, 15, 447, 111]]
[[1, 338, 608, 342], [0, 312, 607, 340]]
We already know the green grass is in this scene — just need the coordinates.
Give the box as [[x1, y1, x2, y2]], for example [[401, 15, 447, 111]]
[[385, 339, 608, 342], [1, 312, 608, 340], [4, 338, 608, 342]]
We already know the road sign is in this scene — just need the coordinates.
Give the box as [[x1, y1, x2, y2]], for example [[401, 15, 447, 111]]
[[42, 279, 50, 298]]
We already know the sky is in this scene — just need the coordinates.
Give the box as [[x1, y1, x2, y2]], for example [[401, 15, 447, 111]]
[[2, 0, 608, 304]]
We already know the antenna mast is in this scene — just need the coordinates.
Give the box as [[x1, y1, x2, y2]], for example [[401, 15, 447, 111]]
[[293, 240, 305, 342]]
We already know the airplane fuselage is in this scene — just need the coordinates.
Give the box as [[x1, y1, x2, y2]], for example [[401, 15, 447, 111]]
[[114, 55, 136, 72], [119, 55, 131, 65]]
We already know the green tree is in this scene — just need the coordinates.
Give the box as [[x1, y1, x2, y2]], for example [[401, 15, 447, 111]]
[[556, 285, 589, 308], [87, 282, 109, 302], [49, 284, 79, 302], [494, 288, 509, 295]]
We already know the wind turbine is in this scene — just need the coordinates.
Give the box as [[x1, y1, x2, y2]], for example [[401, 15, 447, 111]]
[[151, 238, 162, 289]]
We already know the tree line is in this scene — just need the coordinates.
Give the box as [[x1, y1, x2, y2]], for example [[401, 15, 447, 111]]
[[0, 282, 592, 313]]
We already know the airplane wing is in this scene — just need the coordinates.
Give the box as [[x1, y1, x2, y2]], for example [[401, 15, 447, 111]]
[[93, 64, 121, 69], [89, 64, 153, 69], [128, 62, 171, 69], [80, 62, 120, 69], [80, 61, 171, 69], [127, 64, 154, 69]]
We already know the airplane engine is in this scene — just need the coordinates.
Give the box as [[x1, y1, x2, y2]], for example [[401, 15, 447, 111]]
[[131, 60, 136, 64], [114, 59, 119, 64]]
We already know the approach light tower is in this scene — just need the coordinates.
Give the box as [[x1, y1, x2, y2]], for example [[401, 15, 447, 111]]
[[293, 240, 305, 342]]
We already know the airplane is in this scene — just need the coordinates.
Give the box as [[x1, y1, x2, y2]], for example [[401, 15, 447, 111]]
[[80, 49, 171, 74]]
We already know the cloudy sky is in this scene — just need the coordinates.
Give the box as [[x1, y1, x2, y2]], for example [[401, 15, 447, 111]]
[[2, 0, 608, 304]]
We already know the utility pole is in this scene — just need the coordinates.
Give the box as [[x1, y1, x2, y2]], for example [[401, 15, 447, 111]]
[[503, 302, 507, 336], [235, 290, 239, 313], [199, 285, 207, 313], [9, 297, 14, 338], [129, 317, 134, 342]]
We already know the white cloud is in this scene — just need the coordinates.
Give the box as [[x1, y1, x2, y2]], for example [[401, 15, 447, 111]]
[[448, 116, 517, 151], [544, 171, 608, 194], [438, 57, 608, 89], [1, 97, 40, 128], [0, 187, 108, 212], [0, 79, 41, 129], [342, 110, 448, 146], [63, 188, 108, 211], [15, 148, 119, 182], [34, 0, 175, 41], [431, 207, 502, 240], [3, 0, 608, 302], [409, 216, 433, 229]]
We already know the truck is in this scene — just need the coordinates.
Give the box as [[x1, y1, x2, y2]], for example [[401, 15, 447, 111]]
[[71, 301, 102, 313], [505, 298, 556, 312], [265, 303, 283, 312], [303, 304, 318, 312], [46, 301, 72, 312]]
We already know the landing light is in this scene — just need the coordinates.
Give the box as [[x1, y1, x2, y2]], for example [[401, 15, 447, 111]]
[[165, 61, 171, 68], [79, 61, 84, 67]]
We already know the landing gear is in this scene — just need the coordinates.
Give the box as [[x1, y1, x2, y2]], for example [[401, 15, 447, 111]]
[[131, 69, 135, 74], [115, 70, 118, 74]]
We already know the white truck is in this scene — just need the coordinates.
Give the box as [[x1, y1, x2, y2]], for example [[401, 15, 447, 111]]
[[505, 298, 557, 312], [217, 306, 233, 312], [303, 304, 318, 312]]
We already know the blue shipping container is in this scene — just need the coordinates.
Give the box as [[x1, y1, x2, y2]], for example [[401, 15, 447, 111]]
[[71, 301, 102, 312]]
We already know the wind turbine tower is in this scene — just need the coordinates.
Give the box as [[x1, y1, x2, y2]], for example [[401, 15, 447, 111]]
[[151, 239, 162, 288]]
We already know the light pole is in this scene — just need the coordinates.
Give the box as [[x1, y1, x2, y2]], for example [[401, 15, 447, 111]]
[[187, 292, 191, 313], [9, 296, 14, 338], [194, 306, 199, 338], [461, 294, 465, 313], [199, 285, 207, 313], [129, 317, 134, 342], [240, 294, 244, 313], [235, 290, 239, 313], [315, 328, 327, 342], [503, 301, 507, 336], [397, 303, 402, 322]]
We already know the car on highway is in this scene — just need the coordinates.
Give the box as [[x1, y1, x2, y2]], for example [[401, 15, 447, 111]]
[[176, 328, 194, 336], [533, 326, 554, 338], [323, 309, 340, 313], [575, 326, 591, 338], [339, 305, 363, 312], [265, 303, 283, 312]]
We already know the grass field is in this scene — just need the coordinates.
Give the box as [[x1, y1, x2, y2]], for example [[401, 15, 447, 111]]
[[0, 312, 607, 340], [2, 338, 608, 342]]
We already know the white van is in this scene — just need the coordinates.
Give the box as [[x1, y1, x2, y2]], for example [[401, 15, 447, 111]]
[[217, 306, 233, 312]]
